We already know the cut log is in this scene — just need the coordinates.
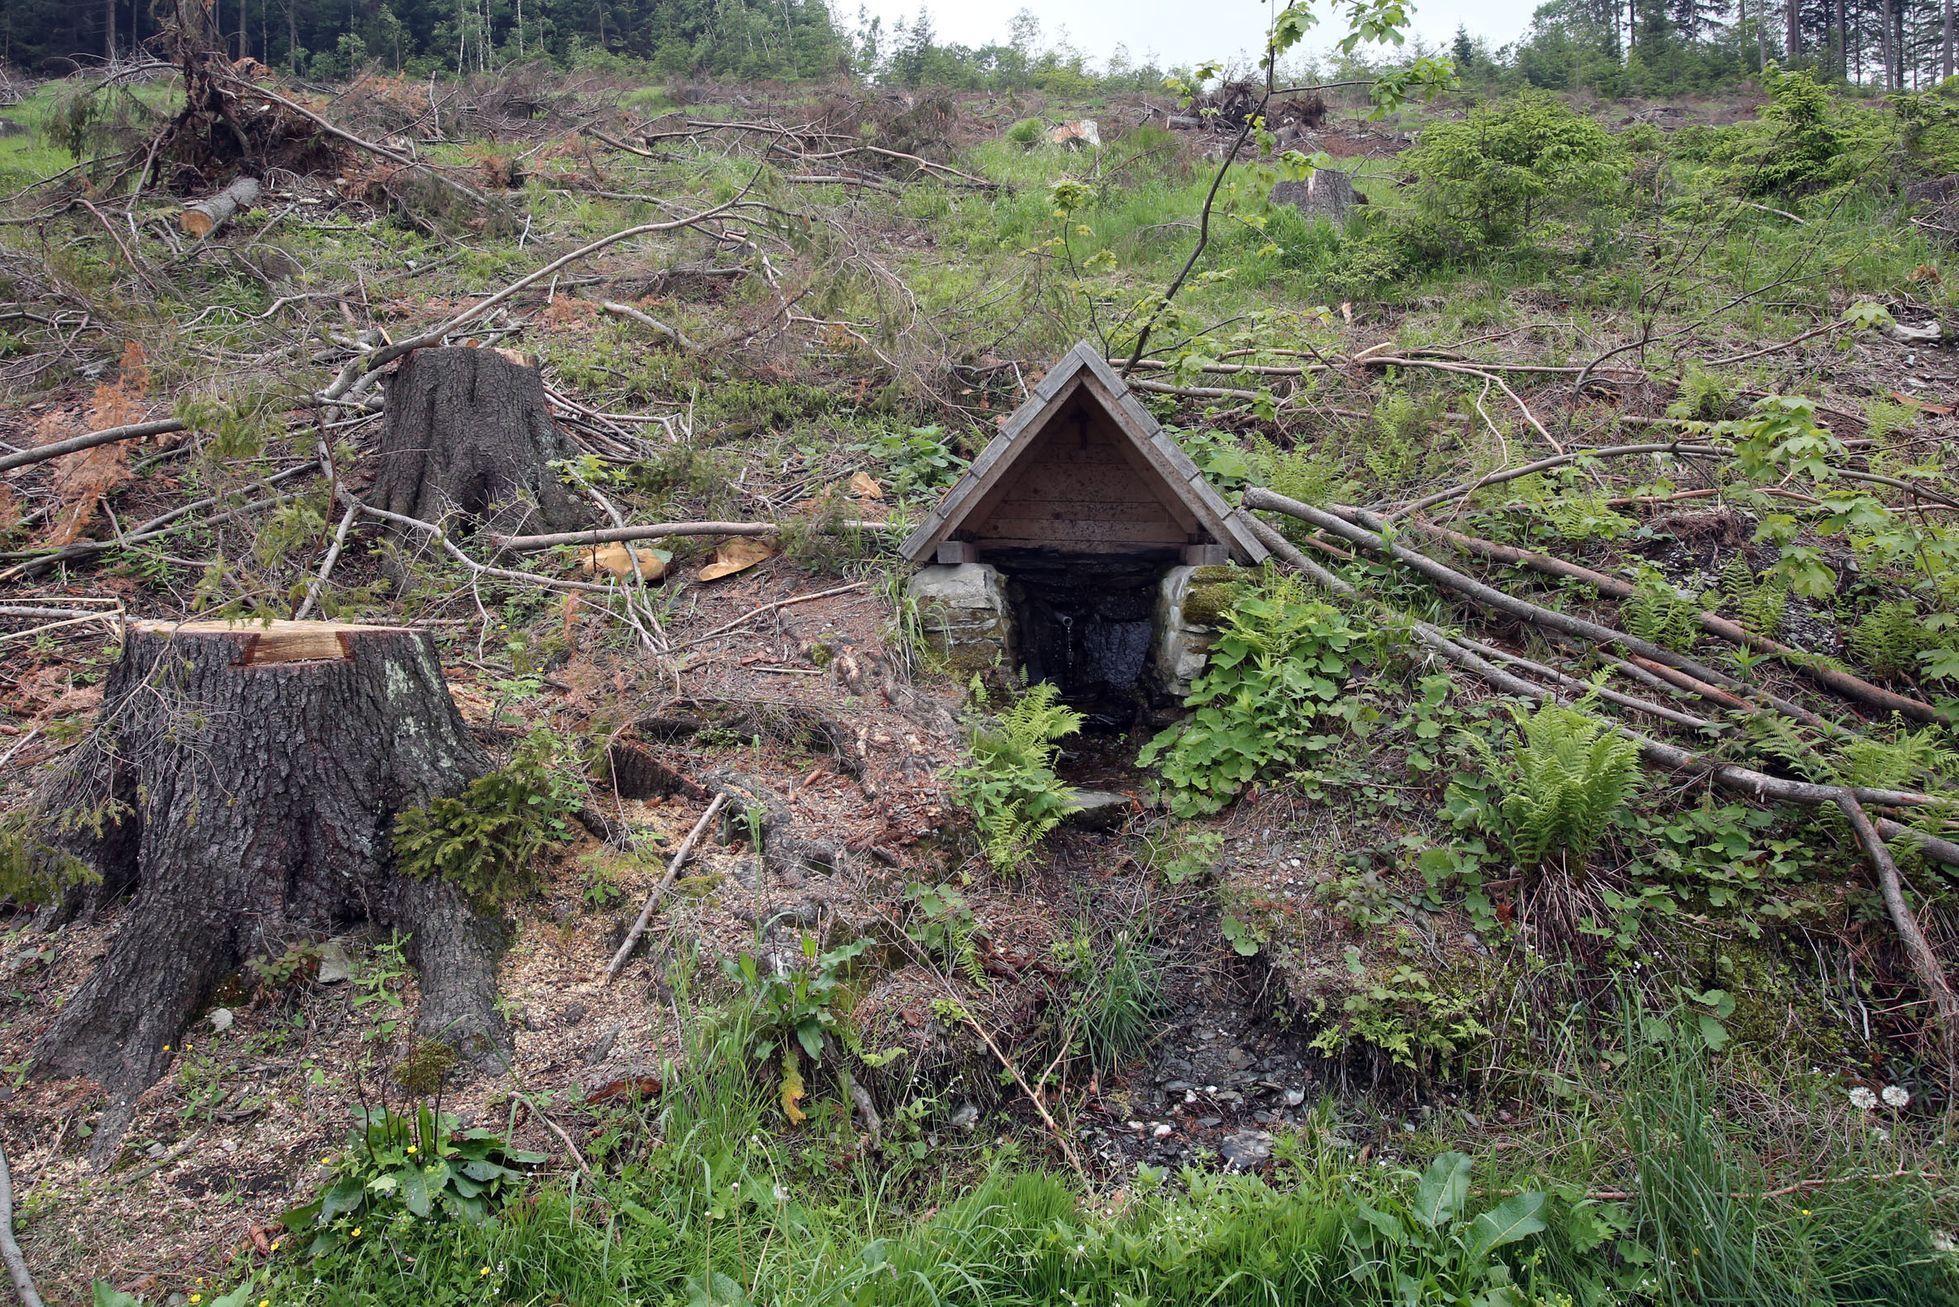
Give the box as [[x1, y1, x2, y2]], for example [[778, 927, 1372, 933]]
[[29, 620, 511, 1159], [180, 176, 261, 237], [370, 346, 588, 538]]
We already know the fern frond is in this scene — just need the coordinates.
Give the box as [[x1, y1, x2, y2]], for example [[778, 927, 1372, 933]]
[[1482, 701, 1640, 871], [1848, 601, 1931, 681], [1622, 565, 1702, 652], [1740, 713, 1832, 782]]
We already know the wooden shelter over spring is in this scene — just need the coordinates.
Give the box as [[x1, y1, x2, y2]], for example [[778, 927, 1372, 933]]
[[900, 341, 1266, 568], [903, 343, 1266, 718]]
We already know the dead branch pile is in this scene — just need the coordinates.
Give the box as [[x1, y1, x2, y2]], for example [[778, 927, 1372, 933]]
[[148, 24, 343, 192]]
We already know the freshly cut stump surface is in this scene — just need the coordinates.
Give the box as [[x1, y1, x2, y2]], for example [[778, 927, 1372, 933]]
[[32, 620, 511, 1156]]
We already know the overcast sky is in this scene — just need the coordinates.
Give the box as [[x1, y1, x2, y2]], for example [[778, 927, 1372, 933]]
[[845, 0, 1544, 70]]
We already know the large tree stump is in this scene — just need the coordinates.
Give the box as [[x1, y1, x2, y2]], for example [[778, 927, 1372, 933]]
[[1270, 169, 1361, 223], [371, 346, 587, 537], [31, 620, 511, 1156]]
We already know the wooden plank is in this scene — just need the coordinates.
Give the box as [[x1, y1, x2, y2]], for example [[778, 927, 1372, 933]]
[[999, 463, 1163, 503], [974, 515, 1187, 545], [971, 534, 1182, 555], [977, 498, 1176, 525]]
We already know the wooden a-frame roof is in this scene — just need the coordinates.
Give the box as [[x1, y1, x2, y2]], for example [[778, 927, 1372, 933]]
[[900, 342, 1268, 565]]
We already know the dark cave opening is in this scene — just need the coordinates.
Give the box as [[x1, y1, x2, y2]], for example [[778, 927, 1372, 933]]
[[994, 549, 1173, 730]]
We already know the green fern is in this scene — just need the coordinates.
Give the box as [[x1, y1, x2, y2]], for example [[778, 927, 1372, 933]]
[[1666, 361, 1738, 422], [1739, 713, 1833, 782], [1468, 701, 1640, 870], [1836, 722, 1959, 791], [1622, 565, 1703, 652], [1848, 601, 1932, 681], [1543, 491, 1636, 542], [1718, 556, 1787, 638], [1863, 397, 1918, 448], [954, 681, 1084, 877]]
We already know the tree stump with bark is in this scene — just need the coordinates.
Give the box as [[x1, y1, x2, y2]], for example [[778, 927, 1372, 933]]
[[370, 346, 588, 538], [1270, 169, 1361, 223], [30, 620, 511, 1157]]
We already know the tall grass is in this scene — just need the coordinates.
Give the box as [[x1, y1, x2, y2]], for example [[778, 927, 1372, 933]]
[[234, 985, 1958, 1306], [1622, 1014, 1958, 1305]]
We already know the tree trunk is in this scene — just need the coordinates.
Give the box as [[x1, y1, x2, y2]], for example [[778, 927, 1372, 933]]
[[103, 0, 115, 60], [180, 175, 261, 237], [1787, 0, 1801, 59], [371, 346, 588, 539], [30, 620, 511, 1160]]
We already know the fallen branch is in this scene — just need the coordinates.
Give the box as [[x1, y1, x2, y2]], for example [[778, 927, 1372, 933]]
[[1244, 516, 1959, 869], [293, 500, 359, 622], [1385, 441, 1722, 521], [1409, 519, 1937, 722], [0, 1139, 44, 1307], [1262, 492, 1838, 734], [0, 417, 187, 475], [604, 792, 728, 984], [350, 500, 617, 597], [508, 1089, 593, 1175], [600, 300, 698, 352], [320, 185, 758, 403], [1837, 794, 1959, 1080]]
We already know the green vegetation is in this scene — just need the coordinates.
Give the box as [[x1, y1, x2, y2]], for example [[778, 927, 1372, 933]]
[[1401, 90, 1624, 256], [1464, 701, 1643, 872], [1141, 577, 1367, 816], [282, 1103, 545, 1256], [216, 986, 1954, 1304], [953, 681, 1084, 876], [392, 729, 588, 911], [13, 0, 1959, 1297]]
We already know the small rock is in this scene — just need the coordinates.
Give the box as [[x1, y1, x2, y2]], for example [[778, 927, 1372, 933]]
[[1220, 1129, 1273, 1171], [1062, 789, 1134, 830], [561, 1003, 589, 1027], [1198, 1115, 1223, 1128], [1153, 1123, 1173, 1138]]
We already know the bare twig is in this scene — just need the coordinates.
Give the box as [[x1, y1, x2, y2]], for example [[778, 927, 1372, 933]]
[[0, 1139, 45, 1307], [0, 417, 186, 475], [667, 583, 868, 654], [604, 793, 728, 984]]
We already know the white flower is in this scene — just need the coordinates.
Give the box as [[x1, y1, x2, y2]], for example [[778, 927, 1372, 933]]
[[1848, 1086, 1879, 1110], [1883, 1084, 1911, 1108]]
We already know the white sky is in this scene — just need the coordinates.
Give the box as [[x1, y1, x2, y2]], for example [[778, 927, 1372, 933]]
[[843, 0, 1544, 70]]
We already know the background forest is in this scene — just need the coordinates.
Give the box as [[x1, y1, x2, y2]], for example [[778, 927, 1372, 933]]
[[12, 0, 1959, 95]]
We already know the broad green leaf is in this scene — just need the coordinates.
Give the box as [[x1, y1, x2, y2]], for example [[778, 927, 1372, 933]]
[[1464, 1191, 1547, 1260], [1413, 1151, 1473, 1230]]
